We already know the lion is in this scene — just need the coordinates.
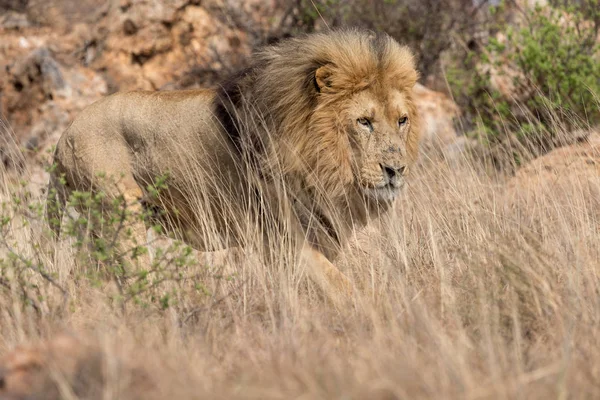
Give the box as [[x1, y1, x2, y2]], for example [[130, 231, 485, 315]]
[[46, 29, 421, 301]]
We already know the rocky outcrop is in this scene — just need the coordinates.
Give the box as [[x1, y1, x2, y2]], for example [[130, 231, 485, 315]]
[[505, 131, 600, 211], [0, 0, 282, 175], [1, 37, 107, 162], [89, 0, 254, 90], [0, 334, 155, 400], [510, 132, 599, 186], [412, 83, 461, 150]]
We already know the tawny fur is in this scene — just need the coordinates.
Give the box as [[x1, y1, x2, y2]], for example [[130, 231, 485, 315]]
[[46, 29, 421, 300]]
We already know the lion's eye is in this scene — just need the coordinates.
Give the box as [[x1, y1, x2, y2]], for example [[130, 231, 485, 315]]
[[357, 117, 373, 132], [398, 116, 408, 126]]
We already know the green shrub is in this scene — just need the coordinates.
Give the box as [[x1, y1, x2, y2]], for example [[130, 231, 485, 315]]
[[449, 1, 599, 160], [0, 173, 224, 315]]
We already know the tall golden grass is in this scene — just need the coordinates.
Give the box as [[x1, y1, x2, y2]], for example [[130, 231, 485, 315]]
[[0, 113, 599, 398]]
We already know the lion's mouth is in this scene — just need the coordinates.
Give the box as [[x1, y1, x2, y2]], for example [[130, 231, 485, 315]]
[[362, 181, 403, 202]]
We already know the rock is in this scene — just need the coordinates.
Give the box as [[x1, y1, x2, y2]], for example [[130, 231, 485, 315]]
[[0, 334, 91, 398], [0, 11, 30, 30], [413, 83, 461, 148], [512, 132, 600, 183], [123, 18, 138, 36], [91, 1, 257, 90], [13, 48, 66, 94], [0, 39, 106, 175], [2, 47, 68, 144], [0, 334, 155, 400], [506, 131, 600, 209]]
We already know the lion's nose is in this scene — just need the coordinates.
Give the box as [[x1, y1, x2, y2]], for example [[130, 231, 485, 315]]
[[380, 164, 406, 181]]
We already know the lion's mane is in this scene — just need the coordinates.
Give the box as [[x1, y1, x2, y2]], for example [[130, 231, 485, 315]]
[[215, 29, 420, 200]]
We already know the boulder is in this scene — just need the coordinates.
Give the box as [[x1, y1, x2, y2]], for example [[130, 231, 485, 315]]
[[505, 131, 600, 210], [413, 83, 461, 148], [0, 334, 155, 400], [1, 44, 107, 159]]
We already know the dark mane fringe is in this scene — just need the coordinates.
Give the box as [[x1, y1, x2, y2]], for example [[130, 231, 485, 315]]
[[214, 68, 247, 156]]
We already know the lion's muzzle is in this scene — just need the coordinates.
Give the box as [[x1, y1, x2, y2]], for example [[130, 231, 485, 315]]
[[380, 163, 406, 187], [361, 163, 408, 202]]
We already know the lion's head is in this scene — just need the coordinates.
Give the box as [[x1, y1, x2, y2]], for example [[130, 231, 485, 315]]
[[219, 29, 420, 206]]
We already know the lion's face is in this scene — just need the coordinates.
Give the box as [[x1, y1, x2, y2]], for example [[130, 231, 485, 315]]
[[259, 31, 420, 206], [341, 87, 417, 202]]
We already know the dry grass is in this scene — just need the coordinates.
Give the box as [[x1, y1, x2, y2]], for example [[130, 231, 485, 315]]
[[1, 128, 600, 399]]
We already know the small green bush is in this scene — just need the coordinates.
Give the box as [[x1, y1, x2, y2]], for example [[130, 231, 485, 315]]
[[449, 1, 599, 160], [0, 173, 223, 315]]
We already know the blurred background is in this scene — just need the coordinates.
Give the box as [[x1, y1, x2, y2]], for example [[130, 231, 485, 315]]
[[0, 0, 598, 178]]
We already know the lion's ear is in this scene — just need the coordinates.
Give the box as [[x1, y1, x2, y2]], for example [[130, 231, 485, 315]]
[[315, 65, 333, 92]]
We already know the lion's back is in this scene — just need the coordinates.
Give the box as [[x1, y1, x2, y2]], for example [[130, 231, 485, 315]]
[[53, 89, 237, 189]]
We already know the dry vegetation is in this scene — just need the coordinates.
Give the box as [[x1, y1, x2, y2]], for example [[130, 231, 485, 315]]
[[1, 120, 599, 398], [1, 0, 600, 398]]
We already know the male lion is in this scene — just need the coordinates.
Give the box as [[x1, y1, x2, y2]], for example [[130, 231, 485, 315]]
[[46, 29, 421, 300]]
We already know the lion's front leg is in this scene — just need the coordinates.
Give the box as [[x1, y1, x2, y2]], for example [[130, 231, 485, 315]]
[[300, 244, 354, 304]]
